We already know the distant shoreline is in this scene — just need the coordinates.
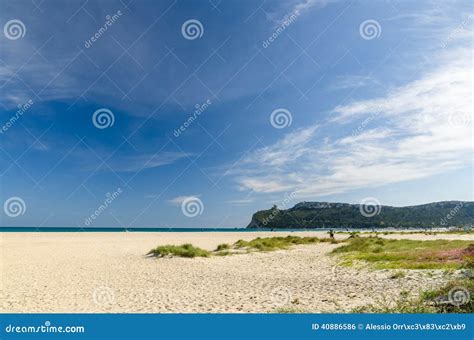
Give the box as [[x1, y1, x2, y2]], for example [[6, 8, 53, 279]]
[[0, 226, 464, 233]]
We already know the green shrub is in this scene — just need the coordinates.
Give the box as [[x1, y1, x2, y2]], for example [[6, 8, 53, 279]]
[[147, 244, 210, 258], [215, 243, 230, 251]]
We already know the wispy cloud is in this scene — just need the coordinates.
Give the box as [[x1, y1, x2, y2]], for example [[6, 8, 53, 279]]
[[329, 75, 380, 91], [233, 47, 473, 198], [75, 150, 189, 173], [225, 198, 255, 205], [267, 0, 332, 24], [168, 195, 200, 206], [291, 0, 332, 15], [107, 152, 189, 172]]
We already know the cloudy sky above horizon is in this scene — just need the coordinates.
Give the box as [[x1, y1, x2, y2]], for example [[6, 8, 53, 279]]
[[1, 0, 473, 228]]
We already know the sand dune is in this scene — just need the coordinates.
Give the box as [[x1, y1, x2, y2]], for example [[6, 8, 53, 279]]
[[1, 231, 471, 313]]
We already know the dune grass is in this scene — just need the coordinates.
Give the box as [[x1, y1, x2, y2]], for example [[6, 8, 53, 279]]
[[215, 243, 231, 251], [234, 235, 338, 252], [147, 244, 210, 258], [331, 236, 473, 269], [149, 235, 338, 258]]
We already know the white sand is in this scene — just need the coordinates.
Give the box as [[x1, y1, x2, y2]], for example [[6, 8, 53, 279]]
[[1, 231, 472, 313]]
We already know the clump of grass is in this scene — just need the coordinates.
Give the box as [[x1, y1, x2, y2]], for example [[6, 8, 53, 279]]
[[389, 271, 406, 279], [332, 236, 472, 269], [147, 244, 210, 258], [421, 279, 473, 313], [233, 235, 325, 252], [353, 291, 435, 313], [215, 243, 231, 251], [274, 307, 307, 313], [354, 279, 473, 313]]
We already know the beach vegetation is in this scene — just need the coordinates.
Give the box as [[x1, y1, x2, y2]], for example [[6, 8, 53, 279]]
[[332, 236, 473, 269], [149, 235, 338, 258], [233, 235, 338, 252], [215, 243, 231, 251], [389, 271, 406, 279], [354, 279, 473, 313], [147, 244, 210, 258]]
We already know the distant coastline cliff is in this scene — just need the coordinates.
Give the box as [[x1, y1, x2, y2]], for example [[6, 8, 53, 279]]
[[247, 201, 474, 229]]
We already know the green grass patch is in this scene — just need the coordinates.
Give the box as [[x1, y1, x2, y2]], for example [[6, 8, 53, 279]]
[[147, 244, 210, 258], [332, 236, 473, 269]]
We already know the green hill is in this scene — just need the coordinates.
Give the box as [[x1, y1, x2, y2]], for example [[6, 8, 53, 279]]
[[247, 201, 474, 229]]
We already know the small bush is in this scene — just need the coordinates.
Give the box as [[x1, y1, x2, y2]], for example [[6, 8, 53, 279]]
[[147, 244, 210, 258], [215, 243, 230, 251], [389, 271, 406, 279]]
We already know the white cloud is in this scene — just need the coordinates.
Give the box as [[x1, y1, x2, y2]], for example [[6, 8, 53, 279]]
[[168, 195, 200, 206], [225, 198, 255, 205], [268, 0, 332, 25], [233, 47, 473, 198]]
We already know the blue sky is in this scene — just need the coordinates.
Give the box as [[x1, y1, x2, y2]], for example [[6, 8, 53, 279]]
[[0, 0, 472, 228]]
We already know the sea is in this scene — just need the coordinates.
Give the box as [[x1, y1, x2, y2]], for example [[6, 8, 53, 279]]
[[0, 227, 374, 232]]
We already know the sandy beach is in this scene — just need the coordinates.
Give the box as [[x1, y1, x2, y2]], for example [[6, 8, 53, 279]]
[[1, 231, 472, 313]]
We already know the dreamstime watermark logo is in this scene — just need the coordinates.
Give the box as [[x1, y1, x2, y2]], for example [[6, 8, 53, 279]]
[[448, 286, 470, 306], [440, 201, 463, 226], [181, 19, 204, 40], [351, 107, 382, 137], [92, 108, 115, 129], [181, 196, 204, 217], [84, 11, 123, 48], [441, 15, 474, 49], [173, 99, 212, 137], [262, 191, 297, 226], [359, 197, 382, 217], [448, 112, 472, 127], [4, 19, 26, 40], [270, 108, 292, 129], [5, 320, 85, 334], [271, 286, 292, 306], [262, 10, 300, 48], [92, 286, 115, 306], [359, 19, 381, 40], [0, 99, 34, 134], [4, 196, 26, 217], [84, 188, 122, 226]]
